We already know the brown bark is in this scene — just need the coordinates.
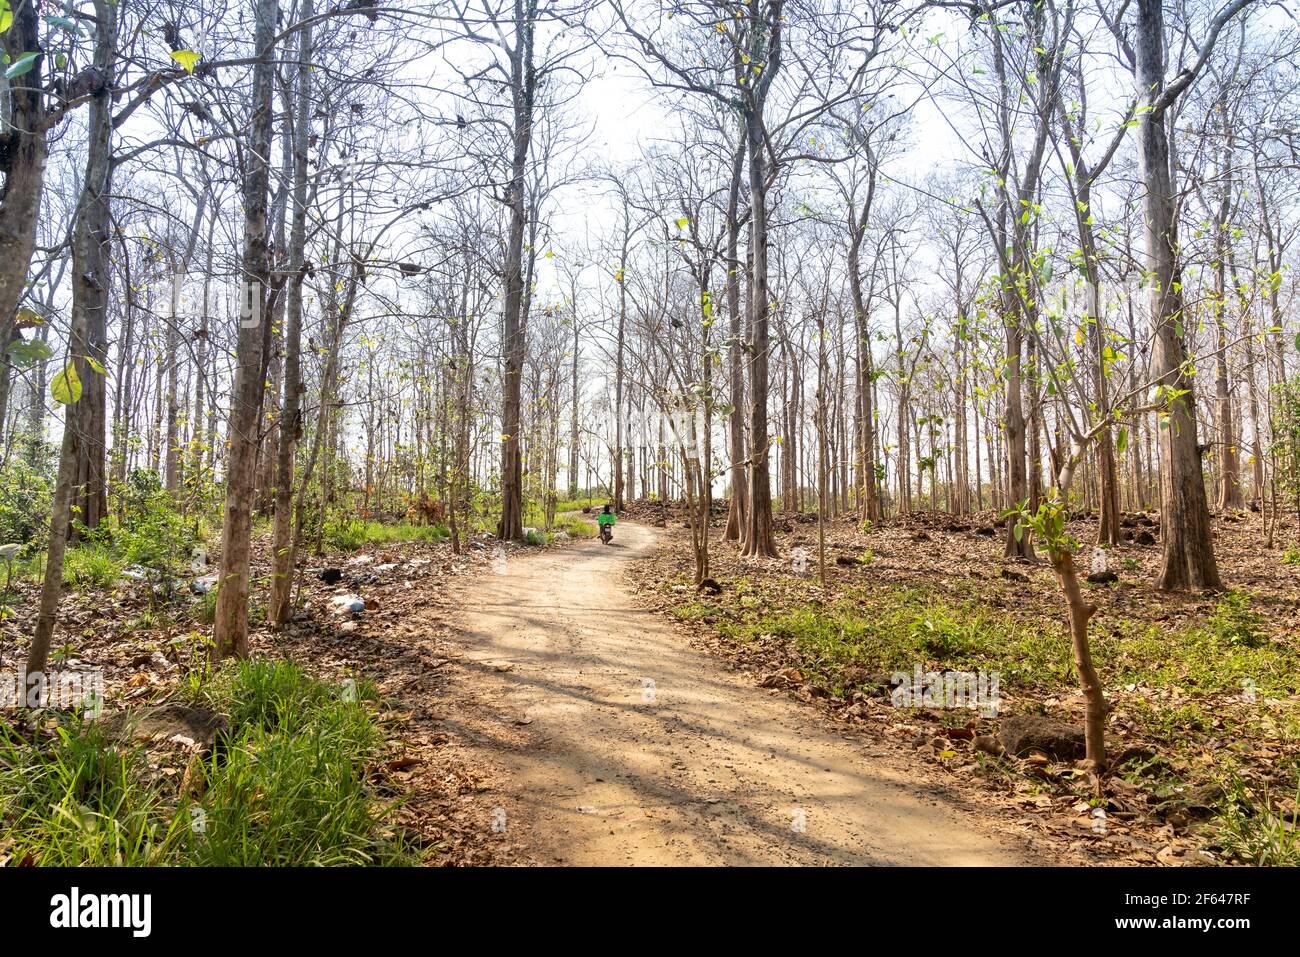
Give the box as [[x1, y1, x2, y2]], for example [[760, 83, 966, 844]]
[[25, 0, 116, 687], [1051, 550, 1107, 769], [214, 0, 279, 659], [269, 1, 313, 628], [1135, 0, 1222, 590], [738, 5, 782, 559], [0, 0, 49, 436], [495, 0, 537, 544], [723, 136, 749, 541]]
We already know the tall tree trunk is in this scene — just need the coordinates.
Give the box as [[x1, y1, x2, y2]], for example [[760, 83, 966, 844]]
[[190, 205, 216, 492], [1235, 259, 1265, 504], [1135, 0, 1221, 590], [1213, 136, 1242, 511], [214, 0, 279, 659], [722, 136, 748, 540], [613, 208, 630, 512], [269, 1, 312, 628], [738, 7, 780, 559], [847, 170, 880, 524], [164, 191, 207, 496], [25, 0, 116, 688], [0, 0, 50, 437], [496, 0, 537, 543], [569, 305, 579, 499]]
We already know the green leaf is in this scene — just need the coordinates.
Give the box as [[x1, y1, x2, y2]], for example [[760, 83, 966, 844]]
[[170, 50, 202, 74], [675, 217, 689, 230], [5, 51, 40, 80], [6, 338, 52, 369], [84, 354, 106, 375], [0, 1, 12, 35], [45, 14, 82, 36], [51, 363, 81, 405], [1116, 426, 1128, 456]]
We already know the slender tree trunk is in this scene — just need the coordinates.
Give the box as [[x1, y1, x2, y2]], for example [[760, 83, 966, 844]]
[[26, 0, 116, 688], [0, 0, 50, 438], [496, 0, 537, 543], [569, 306, 579, 499], [1213, 137, 1242, 511], [738, 15, 779, 559], [214, 0, 279, 659], [613, 209, 630, 512], [1135, 0, 1221, 590], [269, 2, 312, 628]]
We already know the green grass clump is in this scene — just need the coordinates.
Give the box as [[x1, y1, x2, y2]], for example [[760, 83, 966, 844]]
[[560, 518, 596, 539], [324, 519, 449, 552], [715, 585, 1066, 693], [1211, 772, 1300, 866], [182, 662, 397, 865], [0, 659, 412, 866], [692, 579, 1300, 709], [1204, 590, 1268, 648], [1105, 615, 1291, 697], [0, 719, 187, 866], [62, 544, 125, 590]]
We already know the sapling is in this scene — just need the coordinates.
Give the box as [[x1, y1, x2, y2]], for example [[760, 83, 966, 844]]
[[1011, 496, 1108, 771]]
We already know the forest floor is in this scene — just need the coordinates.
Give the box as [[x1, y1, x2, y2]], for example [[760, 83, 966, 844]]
[[622, 500, 1300, 866], [3, 502, 1295, 866], [0, 527, 533, 865]]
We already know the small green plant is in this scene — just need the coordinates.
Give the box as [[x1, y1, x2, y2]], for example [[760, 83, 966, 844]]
[[1212, 772, 1300, 866], [1206, 591, 1267, 649], [525, 528, 551, 546], [0, 717, 188, 866], [908, 608, 990, 658], [116, 469, 196, 580], [0, 660, 413, 866], [193, 587, 218, 625], [1122, 557, 1140, 571], [323, 518, 449, 552], [62, 544, 124, 590], [560, 518, 596, 539], [0, 453, 54, 546], [170, 630, 215, 686], [1009, 497, 1078, 557], [1282, 544, 1300, 566]]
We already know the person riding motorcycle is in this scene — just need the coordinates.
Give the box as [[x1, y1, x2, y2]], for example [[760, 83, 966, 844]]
[[597, 504, 616, 543]]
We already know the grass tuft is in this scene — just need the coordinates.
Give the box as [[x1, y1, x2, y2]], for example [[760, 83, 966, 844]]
[[324, 519, 449, 552], [0, 659, 412, 866]]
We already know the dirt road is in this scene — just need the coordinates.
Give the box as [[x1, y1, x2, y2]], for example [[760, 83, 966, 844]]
[[445, 520, 1035, 865]]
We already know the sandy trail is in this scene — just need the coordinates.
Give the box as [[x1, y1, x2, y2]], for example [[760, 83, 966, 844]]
[[445, 520, 1035, 866]]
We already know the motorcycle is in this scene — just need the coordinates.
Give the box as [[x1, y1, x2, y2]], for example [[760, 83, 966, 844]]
[[599, 523, 613, 545]]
